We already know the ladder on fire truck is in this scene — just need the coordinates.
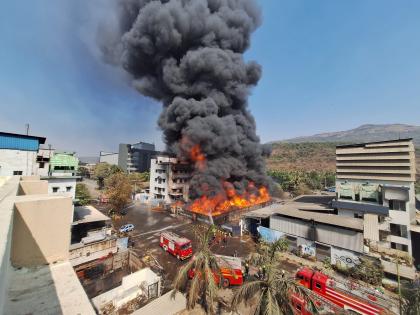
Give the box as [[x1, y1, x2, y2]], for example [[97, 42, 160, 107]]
[[326, 276, 398, 314], [308, 290, 344, 314]]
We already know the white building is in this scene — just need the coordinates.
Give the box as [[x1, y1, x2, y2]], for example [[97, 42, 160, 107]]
[[36, 145, 55, 177], [42, 152, 80, 199], [149, 155, 191, 204], [332, 138, 418, 279], [0, 132, 46, 176], [99, 151, 119, 165]]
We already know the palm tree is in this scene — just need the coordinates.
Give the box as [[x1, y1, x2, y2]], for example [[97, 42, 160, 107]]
[[232, 264, 315, 315], [402, 279, 420, 315], [171, 225, 221, 314], [234, 238, 315, 315]]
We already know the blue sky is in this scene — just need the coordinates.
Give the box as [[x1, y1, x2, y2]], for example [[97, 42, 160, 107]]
[[1, 0, 420, 155]]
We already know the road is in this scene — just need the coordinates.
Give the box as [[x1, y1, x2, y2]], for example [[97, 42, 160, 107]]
[[110, 202, 300, 291]]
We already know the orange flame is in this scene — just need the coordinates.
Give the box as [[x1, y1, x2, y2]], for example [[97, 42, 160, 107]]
[[190, 144, 206, 170], [186, 142, 270, 216], [190, 183, 270, 217]]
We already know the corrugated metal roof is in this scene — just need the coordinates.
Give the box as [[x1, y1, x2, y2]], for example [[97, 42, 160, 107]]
[[0, 134, 43, 151]]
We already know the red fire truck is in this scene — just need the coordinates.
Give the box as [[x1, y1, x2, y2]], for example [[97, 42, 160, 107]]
[[159, 232, 193, 260], [292, 267, 393, 315], [188, 254, 243, 288]]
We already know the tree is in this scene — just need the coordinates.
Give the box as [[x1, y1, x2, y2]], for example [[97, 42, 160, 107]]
[[171, 225, 221, 314], [105, 173, 132, 213], [75, 183, 91, 206], [93, 163, 123, 189], [128, 172, 150, 192], [77, 166, 90, 178], [231, 262, 315, 315], [402, 280, 420, 315], [349, 257, 384, 286], [233, 238, 314, 315]]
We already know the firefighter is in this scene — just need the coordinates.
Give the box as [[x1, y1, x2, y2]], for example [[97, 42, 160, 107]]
[[262, 265, 266, 279], [244, 261, 249, 278]]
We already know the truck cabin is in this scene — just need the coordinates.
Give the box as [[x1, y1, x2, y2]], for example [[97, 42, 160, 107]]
[[295, 267, 327, 294], [291, 294, 306, 314], [296, 267, 314, 289]]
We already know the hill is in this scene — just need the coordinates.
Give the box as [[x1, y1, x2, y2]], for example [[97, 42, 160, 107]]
[[283, 124, 420, 147], [267, 142, 337, 172]]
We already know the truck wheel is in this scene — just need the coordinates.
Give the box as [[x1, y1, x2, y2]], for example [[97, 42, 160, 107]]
[[222, 278, 230, 288]]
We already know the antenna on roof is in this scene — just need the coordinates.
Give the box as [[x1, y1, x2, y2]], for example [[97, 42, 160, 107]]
[[25, 123, 29, 135]]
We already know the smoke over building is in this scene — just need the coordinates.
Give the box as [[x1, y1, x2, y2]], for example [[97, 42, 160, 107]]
[[101, 0, 272, 214]]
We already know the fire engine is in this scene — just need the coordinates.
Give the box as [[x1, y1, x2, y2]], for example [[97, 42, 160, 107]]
[[159, 232, 192, 260], [292, 267, 395, 315], [188, 254, 243, 288]]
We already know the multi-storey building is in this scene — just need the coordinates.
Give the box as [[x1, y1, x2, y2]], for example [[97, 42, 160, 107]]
[[149, 155, 191, 204], [332, 138, 418, 279], [118, 142, 157, 173], [247, 138, 419, 281], [0, 131, 46, 176]]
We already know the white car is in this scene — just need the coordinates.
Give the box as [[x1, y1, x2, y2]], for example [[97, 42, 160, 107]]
[[119, 224, 134, 233]]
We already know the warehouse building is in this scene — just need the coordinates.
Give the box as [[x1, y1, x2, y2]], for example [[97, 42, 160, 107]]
[[0, 131, 46, 176]]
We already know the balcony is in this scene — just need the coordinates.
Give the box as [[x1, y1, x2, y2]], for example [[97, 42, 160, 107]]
[[332, 199, 389, 215]]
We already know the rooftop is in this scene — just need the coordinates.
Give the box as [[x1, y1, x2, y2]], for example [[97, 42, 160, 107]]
[[73, 205, 111, 225], [0, 131, 46, 144], [336, 138, 413, 148], [5, 262, 94, 315], [244, 194, 363, 231]]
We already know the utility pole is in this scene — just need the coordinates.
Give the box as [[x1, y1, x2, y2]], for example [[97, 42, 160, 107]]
[[396, 258, 402, 315], [25, 123, 29, 135]]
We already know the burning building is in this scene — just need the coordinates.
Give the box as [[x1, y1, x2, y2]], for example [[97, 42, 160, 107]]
[[149, 154, 192, 204], [102, 0, 272, 219]]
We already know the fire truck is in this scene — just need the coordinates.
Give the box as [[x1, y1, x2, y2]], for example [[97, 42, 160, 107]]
[[159, 232, 193, 260], [292, 267, 395, 315], [188, 254, 243, 288]]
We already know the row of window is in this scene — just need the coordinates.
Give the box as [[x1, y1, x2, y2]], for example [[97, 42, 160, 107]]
[[52, 186, 72, 193]]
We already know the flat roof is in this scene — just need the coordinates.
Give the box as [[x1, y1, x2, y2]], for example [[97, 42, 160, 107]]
[[336, 138, 413, 148], [273, 206, 364, 231], [73, 205, 110, 225], [5, 262, 94, 314], [244, 195, 363, 230], [0, 131, 46, 144]]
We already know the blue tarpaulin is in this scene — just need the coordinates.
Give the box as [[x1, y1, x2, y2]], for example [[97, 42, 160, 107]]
[[257, 226, 284, 243]]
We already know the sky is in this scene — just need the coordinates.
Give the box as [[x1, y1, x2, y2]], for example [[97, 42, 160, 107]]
[[1, 0, 420, 156]]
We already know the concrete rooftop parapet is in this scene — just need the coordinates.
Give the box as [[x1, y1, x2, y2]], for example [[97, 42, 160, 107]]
[[5, 262, 95, 315], [17, 179, 48, 196], [11, 194, 73, 267], [0, 177, 20, 312]]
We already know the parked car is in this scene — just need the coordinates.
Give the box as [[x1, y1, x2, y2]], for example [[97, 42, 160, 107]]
[[119, 224, 134, 233]]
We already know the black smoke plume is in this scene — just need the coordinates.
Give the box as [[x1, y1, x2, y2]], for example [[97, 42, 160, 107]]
[[102, 0, 272, 199]]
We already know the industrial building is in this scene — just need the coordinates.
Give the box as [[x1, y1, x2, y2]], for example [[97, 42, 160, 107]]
[[149, 154, 192, 204], [118, 141, 157, 173], [0, 131, 46, 176], [246, 139, 419, 281]]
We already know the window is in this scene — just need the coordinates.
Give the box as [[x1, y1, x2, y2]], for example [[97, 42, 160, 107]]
[[66, 186, 72, 192], [315, 282, 322, 289], [13, 171, 23, 175], [295, 304, 302, 311], [39, 162, 45, 169], [391, 242, 408, 252], [52, 187, 59, 193], [390, 224, 408, 238], [354, 213, 363, 219], [389, 200, 406, 211]]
